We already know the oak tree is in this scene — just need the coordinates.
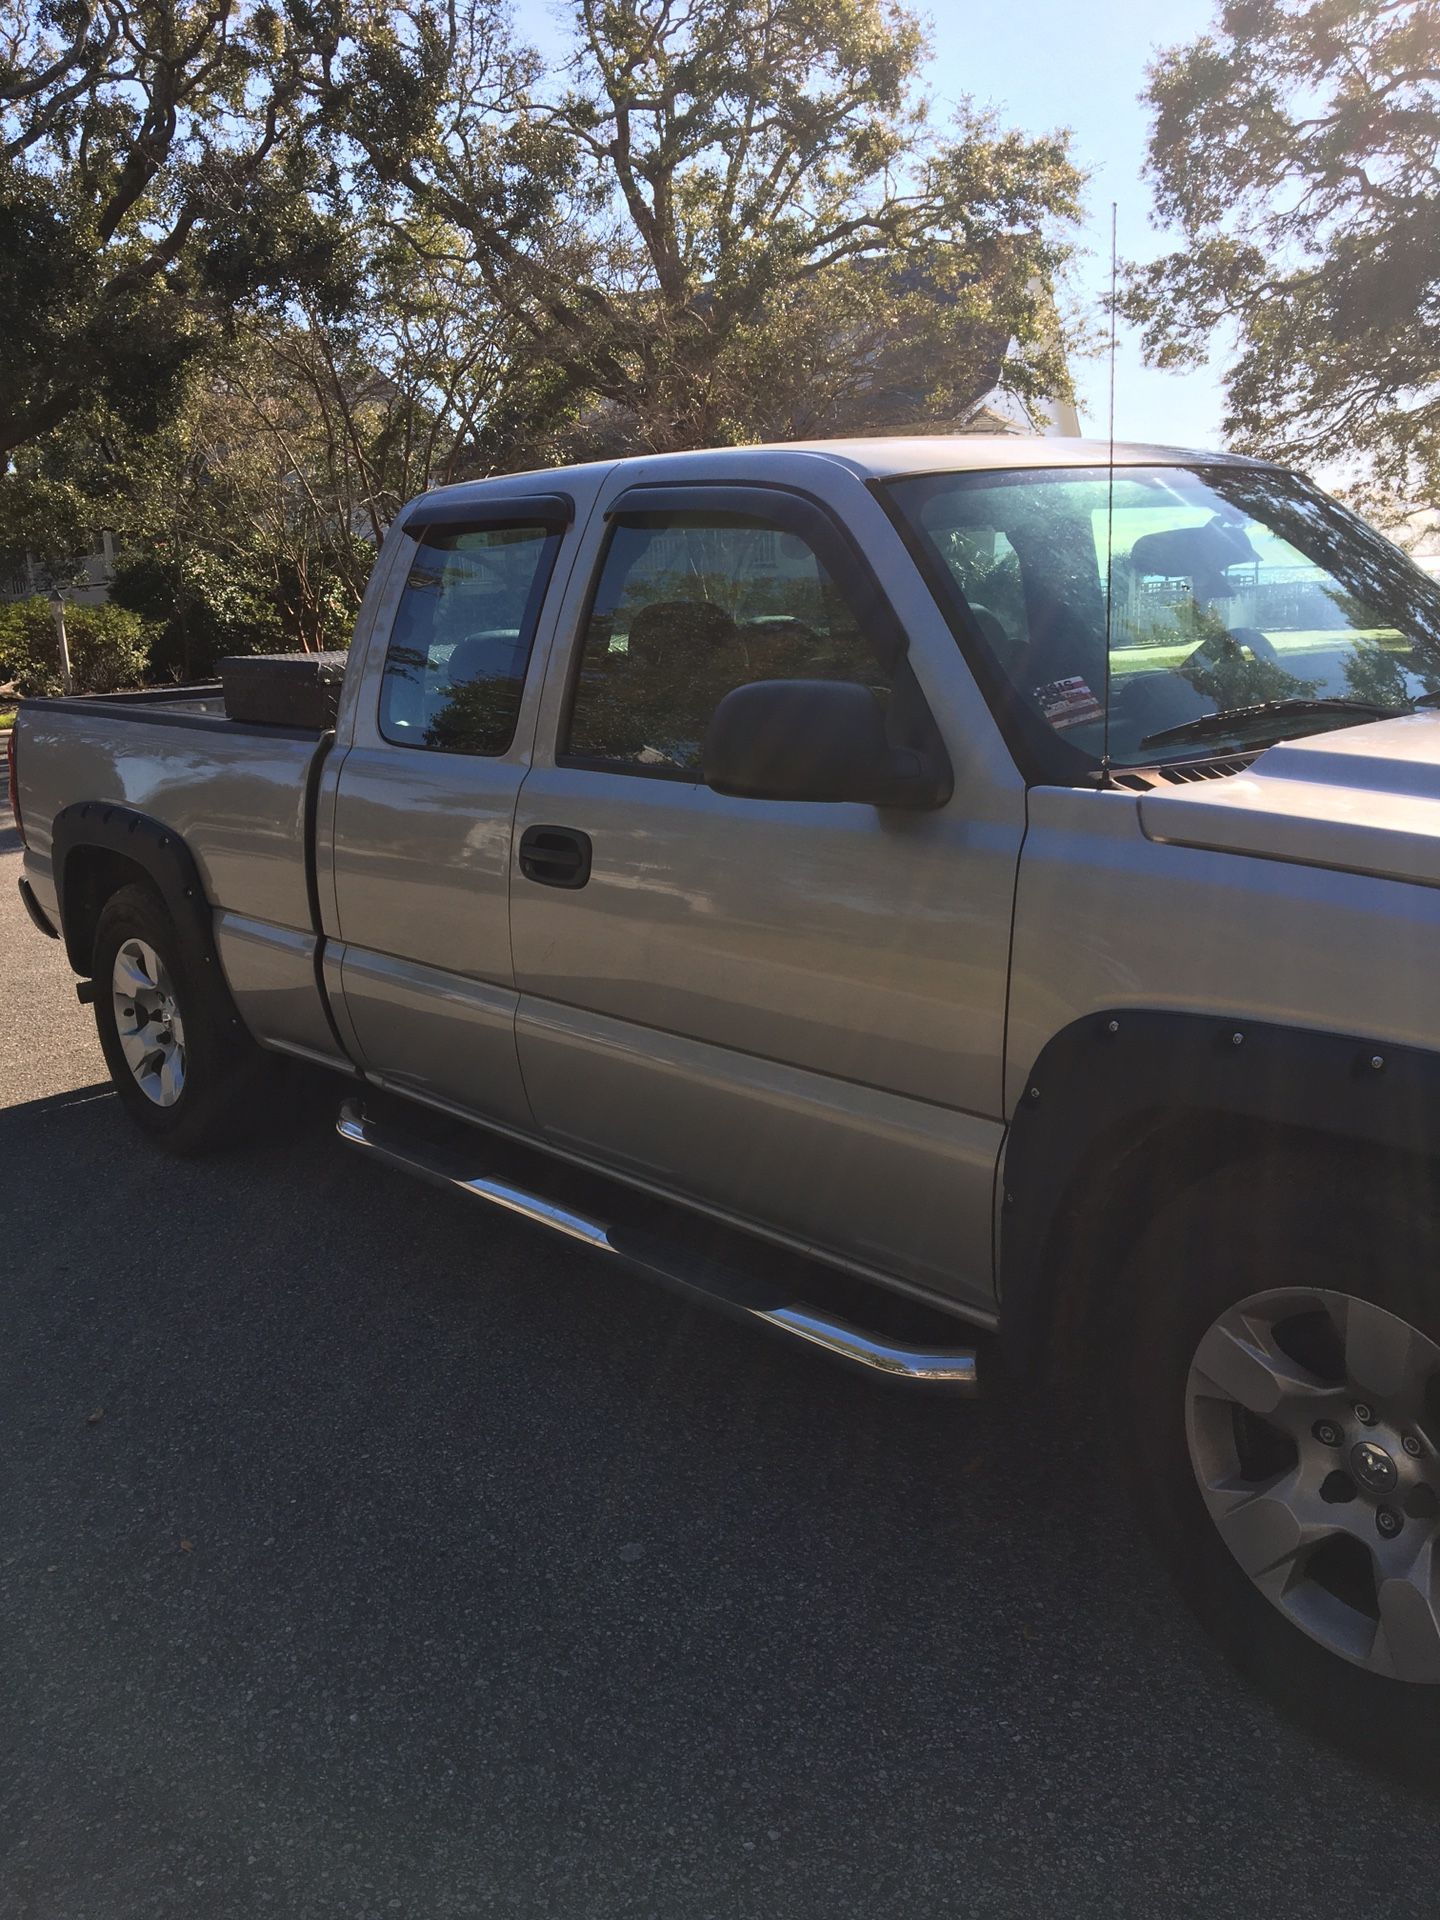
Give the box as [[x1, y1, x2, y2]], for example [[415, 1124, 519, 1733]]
[[1125, 0, 1440, 503], [0, 0, 359, 463], [347, 0, 1083, 453]]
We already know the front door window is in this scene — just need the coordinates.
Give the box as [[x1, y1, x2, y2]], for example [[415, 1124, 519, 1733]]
[[563, 512, 894, 775]]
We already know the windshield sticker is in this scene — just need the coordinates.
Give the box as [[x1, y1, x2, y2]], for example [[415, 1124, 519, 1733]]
[[1035, 676, 1105, 732]]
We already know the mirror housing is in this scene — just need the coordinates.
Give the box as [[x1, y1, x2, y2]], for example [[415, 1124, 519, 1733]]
[[701, 679, 950, 809]]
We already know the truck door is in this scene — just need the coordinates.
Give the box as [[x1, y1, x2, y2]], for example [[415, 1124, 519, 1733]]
[[325, 490, 579, 1125], [509, 475, 1026, 1312]]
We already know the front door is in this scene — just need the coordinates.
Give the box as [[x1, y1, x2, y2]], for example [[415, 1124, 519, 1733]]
[[509, 476, 1025, 1309]]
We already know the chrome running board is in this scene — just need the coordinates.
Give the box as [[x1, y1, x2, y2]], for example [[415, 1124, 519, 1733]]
[[336, 1101, 979, 1389]]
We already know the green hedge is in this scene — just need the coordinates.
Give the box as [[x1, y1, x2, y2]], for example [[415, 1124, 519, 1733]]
[[0, 597, 154, 697]]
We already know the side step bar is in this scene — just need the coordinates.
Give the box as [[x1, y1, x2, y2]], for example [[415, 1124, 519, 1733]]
[[336, 1102, 979, 1389]]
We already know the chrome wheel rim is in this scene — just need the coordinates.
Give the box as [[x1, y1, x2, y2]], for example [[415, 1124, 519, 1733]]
[[1186, 1286, 1440, 1683], [111, 938, 186, 1108]]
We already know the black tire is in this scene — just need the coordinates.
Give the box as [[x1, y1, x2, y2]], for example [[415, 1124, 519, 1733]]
[[1121, 1144, 1440, 1781], [92, 881, 270, 1154]]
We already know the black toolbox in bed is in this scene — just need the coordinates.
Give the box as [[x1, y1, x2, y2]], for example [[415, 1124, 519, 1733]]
[[218, 652, 348, 731]]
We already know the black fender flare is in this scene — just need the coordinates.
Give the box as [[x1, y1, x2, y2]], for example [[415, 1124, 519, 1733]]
[[50, 801, 221, 982], [997, 1008, 1440, 1373]]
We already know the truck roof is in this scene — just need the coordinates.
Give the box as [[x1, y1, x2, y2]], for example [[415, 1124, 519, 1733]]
[[409, 433, 1268, 513]]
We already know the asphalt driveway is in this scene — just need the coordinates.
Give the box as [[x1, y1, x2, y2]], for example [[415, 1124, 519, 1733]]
[[3, 822, 1438, 1918]]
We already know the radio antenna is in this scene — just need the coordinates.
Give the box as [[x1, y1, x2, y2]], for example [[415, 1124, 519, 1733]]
[[1099, 202, 1118, 787]]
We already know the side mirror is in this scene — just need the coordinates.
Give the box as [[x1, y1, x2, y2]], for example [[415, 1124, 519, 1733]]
[[701, 678, 949, 809]]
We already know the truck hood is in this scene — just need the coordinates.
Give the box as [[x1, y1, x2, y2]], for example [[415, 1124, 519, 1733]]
[[1137, 710, 1440, 888]]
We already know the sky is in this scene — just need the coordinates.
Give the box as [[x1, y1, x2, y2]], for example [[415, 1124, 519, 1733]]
[[512, 0, 1228, 449], [917, 0, 1224, 445]]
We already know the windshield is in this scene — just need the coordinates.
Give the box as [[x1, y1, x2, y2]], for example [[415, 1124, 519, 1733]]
[[887, 464, 1440, 775]]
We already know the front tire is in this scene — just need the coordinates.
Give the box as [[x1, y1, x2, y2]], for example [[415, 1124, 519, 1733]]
[[1122, 1146, 1440, 1774], [92, 882, 269, 1154]]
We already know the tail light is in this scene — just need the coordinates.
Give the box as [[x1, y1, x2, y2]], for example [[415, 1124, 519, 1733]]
[[6, 722, 24, 847]]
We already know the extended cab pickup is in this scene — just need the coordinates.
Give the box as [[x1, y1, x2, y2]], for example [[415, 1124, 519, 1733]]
[[16, 435, 1440, 1740]]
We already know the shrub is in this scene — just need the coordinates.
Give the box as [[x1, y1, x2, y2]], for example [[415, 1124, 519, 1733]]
[[110, 545, 288, 681], [0, 596, 154, 697]]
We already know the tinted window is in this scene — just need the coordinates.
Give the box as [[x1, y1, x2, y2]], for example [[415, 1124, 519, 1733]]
[[564, 512, 889, 773], [379, 523, 558, 754]]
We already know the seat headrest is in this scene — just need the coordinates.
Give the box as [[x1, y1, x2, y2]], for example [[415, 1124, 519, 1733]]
[[965, 601, 1009, 653], [1129, 518, 1258, 594], [444, 634, 506, 688], [626, 599, 738, 662]]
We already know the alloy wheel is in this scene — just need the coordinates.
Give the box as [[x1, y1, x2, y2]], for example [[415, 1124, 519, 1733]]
[[111, 937, 187, 1108], [1186, 1286, 1440, 1683]]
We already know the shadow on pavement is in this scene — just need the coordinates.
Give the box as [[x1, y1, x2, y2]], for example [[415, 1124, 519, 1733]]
[[0, 1082, 116, 1123]]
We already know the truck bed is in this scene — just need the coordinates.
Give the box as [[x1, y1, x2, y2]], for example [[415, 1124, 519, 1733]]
[[14, 684, 345, 1067]]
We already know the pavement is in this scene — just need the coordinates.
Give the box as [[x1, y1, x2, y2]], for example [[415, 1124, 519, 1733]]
[[4, 821, 1440, 1918]]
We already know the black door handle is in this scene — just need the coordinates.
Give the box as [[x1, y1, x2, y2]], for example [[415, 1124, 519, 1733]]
[[518, 824, 592, 889]]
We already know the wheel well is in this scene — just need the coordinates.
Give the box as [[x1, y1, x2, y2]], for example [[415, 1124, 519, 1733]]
[[998, 1009, 1440, 1386], [59, 847, 163, 975], [1011, 1108, 1224, 1375], [1023, 1113, 1440, 1382]]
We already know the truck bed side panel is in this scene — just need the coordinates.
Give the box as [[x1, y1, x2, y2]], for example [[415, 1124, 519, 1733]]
[[17, 702, 346, 1064]]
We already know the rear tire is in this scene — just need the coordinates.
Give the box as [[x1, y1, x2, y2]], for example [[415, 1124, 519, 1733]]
[[92, 882, 270, 1154], [1121, 1145, 1440, 1779]]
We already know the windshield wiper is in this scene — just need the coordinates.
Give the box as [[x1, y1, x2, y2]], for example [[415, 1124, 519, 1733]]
[[1139, 697, 1402, 751]]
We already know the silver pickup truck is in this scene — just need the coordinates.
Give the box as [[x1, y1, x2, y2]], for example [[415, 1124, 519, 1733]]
[[14, 435, 1440, 1755]]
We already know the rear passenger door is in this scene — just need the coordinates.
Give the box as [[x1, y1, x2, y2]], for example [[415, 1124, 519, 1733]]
[[325, 492, 573, 1126], [509, 479, 1025, 1311]]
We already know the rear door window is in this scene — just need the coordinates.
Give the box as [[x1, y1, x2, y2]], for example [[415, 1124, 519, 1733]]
[[378, 522, 561, 754]]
